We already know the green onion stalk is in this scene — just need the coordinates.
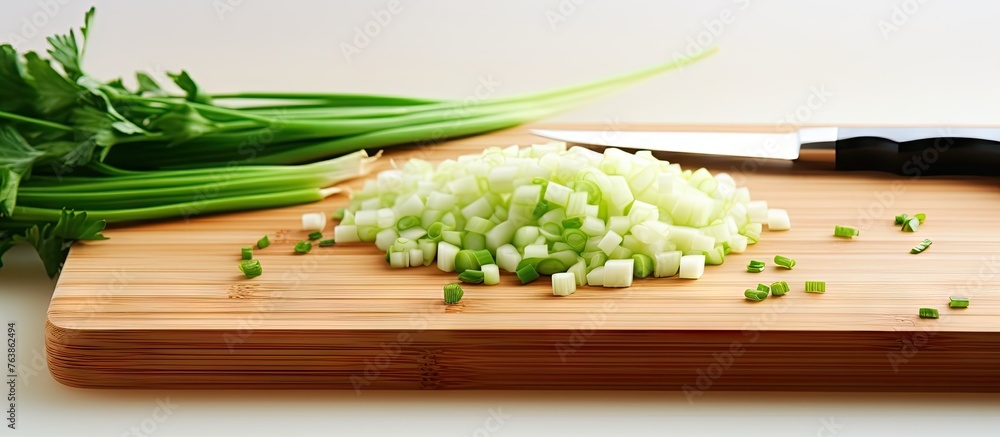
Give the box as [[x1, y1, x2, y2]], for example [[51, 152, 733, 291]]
[[0, 8, 717, 277]]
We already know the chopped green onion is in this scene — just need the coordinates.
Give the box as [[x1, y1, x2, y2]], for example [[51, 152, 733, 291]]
[[442, 230, 465, 247], [458, 269, 485, 284], [552, 272, 577, 296], [562, 228, 589, 252], [561, 217, 583, 229], [455, 249, 481, 273], [256, 235, 270, 249], [756, 283, 770, 293], [294, 241, 312, 254], [603, 259, 634, 288], [481, 264, 500, 285], [333, 208, 346, 221], [241, 246, 253, 260], [679, 254, 705, 279], [632, 254, 653, 278], [747, 260, 765, 273], [770, 281, 789, 296], [426, 222, 451, 241], [443, 283, 464, 304], [532, 200, 550, 219], [302, 212, 327, 232], [524, 244, 549, 259], [910, 239, 932, 254], [834, 225, 859, 238], [238, 259, 262, 279], [902, 217, 919, 232], [464, 216, 496, 234], [773, 255, 796, 269], [418, 239, 437, 266], [536, 258, 567, 275], [574, 180, 602, 204], [396, 215, 421, 231], [586, 266, 606, 286], [516, 257, 544, 272], [308, 231, 323, 241], [805, 281, 825, 293], [653, 251, 682, 278], [516, 264, 540, 284], [918, 308, 939, 319], [437, 241, 460, 272], [472, 249, 495, 266], [567, 259, 587, 286], [496, 244, 521, 273], [894, 213, 908, 225], [319, 143, 781, 288], [949, 296, 969, 308], [744, 289, 768, 301], [767, 208, 791, 231], [319, 239, 336, 247], [914, 213, 926, 224]]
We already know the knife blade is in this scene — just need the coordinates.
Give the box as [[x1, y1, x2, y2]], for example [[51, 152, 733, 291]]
[[531, 127, 1000, 176]]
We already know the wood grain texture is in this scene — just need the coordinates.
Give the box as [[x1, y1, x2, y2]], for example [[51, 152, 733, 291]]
[[46, 124, 1000, 390]]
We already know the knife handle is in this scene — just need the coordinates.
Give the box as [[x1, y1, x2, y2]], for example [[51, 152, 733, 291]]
[[834, 136, 1000, 176]]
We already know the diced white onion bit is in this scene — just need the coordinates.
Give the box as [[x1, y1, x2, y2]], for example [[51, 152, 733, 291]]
[[679, 254, 706, 279], [332, 144, 784, 292], [301, 212, 327, 231], [482, 264, 501, 285], [603, 259, 634, 288], [551, 272, 577, 296], [767, 208, 791, 231]]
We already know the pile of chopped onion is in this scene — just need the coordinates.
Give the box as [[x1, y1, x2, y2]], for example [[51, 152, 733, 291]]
[[333, 143, 784, 295]]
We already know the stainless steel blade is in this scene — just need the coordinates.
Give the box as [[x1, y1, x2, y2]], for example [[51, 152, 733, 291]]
[[530, 129, 803, 160]]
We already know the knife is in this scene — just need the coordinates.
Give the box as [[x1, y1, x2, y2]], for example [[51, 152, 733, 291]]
[[530, 127, 1000, 176]]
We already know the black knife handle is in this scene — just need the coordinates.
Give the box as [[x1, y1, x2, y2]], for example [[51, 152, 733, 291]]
[[835, 137, 1000, 176]]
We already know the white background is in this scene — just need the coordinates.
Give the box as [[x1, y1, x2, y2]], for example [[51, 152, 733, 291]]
[[3, 0, 1000, 436]]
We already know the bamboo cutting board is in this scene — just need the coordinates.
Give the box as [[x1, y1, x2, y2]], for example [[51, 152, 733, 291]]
[[46, 124, 1000, 391]]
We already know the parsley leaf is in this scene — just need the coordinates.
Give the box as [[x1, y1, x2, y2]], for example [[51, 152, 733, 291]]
[[148, 104, 216, 146], [45, 6, 94, 81], [52, 209, 108, 241], [12, 223, 69, 278], [167, 70, 213, 105], [23, 52, 79, 117], [0, 45, 37, 113], [0, 126, 45, 216], [10, 209, 106, 278], [135, 72, 163, 95]]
